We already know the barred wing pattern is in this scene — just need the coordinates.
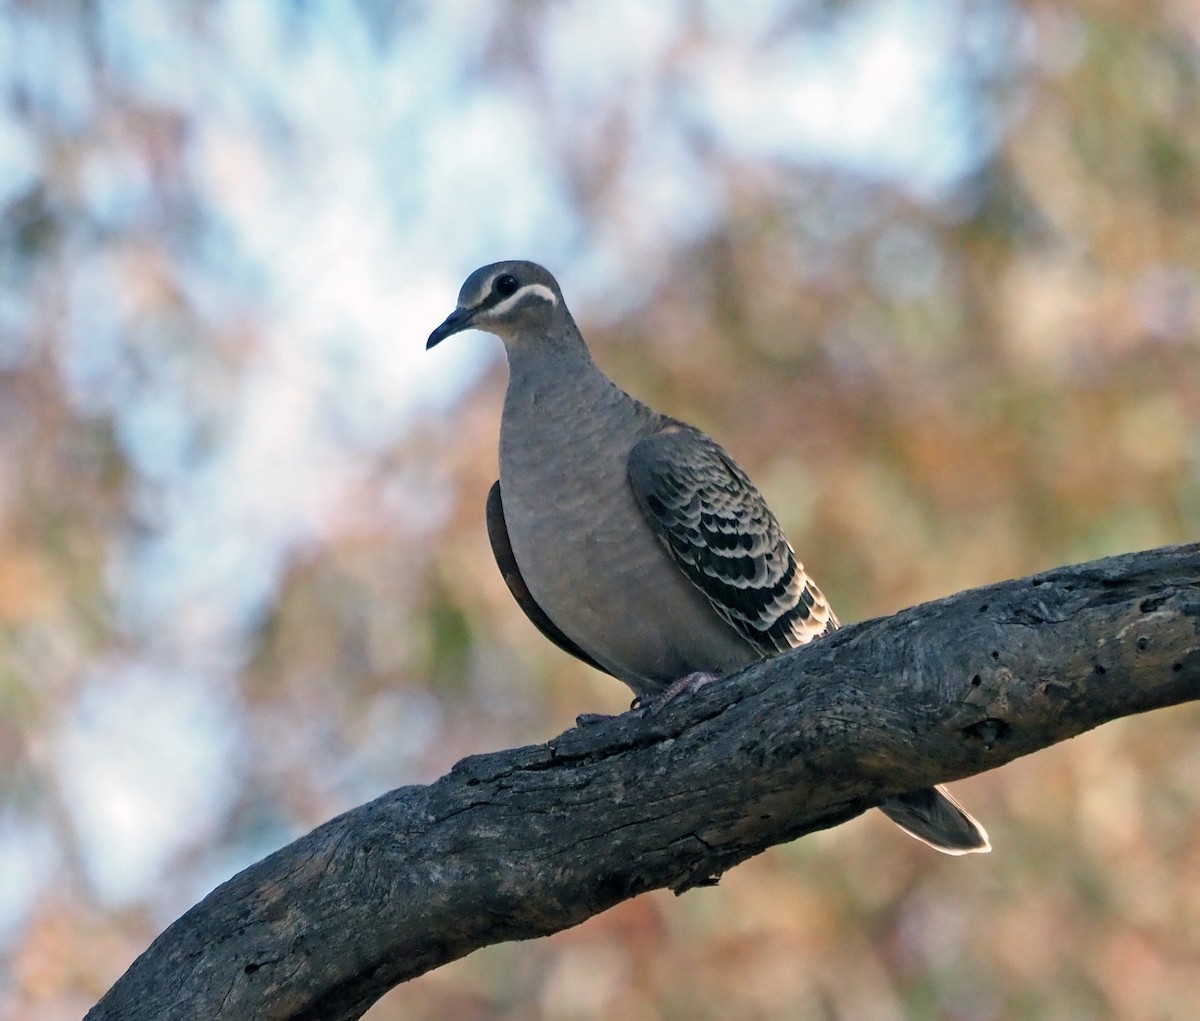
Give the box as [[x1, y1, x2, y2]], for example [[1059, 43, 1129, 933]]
[[628, 423, 838, 654]]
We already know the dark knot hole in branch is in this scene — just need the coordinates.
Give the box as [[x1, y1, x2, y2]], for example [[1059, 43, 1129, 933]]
[[964, 717, 1009, 749]]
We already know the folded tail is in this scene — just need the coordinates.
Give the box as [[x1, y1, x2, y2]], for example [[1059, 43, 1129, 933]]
[[880, 785, 991, 855]]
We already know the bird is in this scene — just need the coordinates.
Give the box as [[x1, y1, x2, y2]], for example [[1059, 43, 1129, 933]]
[[427, 259, 989, 855]]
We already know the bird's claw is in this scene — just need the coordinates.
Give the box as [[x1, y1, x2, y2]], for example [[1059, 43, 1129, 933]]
[[578, 673, 718, 726], [646, 671, 718, 715]]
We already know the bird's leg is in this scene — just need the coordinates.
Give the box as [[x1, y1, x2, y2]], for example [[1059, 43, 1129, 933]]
[[578, 678, 716, 725], [646, 671, 719, 714]]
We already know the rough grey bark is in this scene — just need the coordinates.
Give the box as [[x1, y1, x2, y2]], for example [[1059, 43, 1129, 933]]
[[87, 544, 1200, 1021]]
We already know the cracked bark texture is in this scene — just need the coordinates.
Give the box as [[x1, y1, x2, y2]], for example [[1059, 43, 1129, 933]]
[[86, 544, 1200, 1021]]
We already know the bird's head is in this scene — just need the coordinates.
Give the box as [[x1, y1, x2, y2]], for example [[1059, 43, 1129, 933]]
[[427, 260, 568, 349]]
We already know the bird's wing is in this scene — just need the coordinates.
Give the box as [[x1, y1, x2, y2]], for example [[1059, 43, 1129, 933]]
[[627, 422, 838, 654], [486, 481, 614, 676], [627, 428, 989, 854]]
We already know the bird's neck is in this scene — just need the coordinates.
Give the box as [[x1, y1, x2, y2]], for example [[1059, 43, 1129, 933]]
[[500, 327, 654, 472], [503, 328, 614, 410]]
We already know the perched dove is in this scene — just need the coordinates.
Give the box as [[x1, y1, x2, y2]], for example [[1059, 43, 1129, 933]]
[[428, 260, 989, 855]]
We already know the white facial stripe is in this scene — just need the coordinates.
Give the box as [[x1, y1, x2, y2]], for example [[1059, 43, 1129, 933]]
[[490, 282, 558, 316]]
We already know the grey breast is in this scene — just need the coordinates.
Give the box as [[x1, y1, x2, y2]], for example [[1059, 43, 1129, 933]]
[[497, 349, 759, 696]]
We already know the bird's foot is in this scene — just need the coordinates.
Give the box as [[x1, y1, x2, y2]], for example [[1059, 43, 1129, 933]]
[[581, 675, 718, 725], [646, 671, 719, 715]]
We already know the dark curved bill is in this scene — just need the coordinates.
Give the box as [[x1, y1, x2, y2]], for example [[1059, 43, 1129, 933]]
[[427, 307, 475, 349]]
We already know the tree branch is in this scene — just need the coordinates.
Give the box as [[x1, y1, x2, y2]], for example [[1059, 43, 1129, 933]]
[[87, 544, 1200, 1021]]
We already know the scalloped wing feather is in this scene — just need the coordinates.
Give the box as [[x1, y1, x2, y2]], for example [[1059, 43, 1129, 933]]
[[628, 423, 838, 654]]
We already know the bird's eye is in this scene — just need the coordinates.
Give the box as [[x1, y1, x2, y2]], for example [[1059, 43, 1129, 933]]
[[493, 274, 519, 297]]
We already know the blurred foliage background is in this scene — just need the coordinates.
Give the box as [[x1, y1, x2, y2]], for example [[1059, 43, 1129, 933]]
[[2, 1, 1200, 1019]]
